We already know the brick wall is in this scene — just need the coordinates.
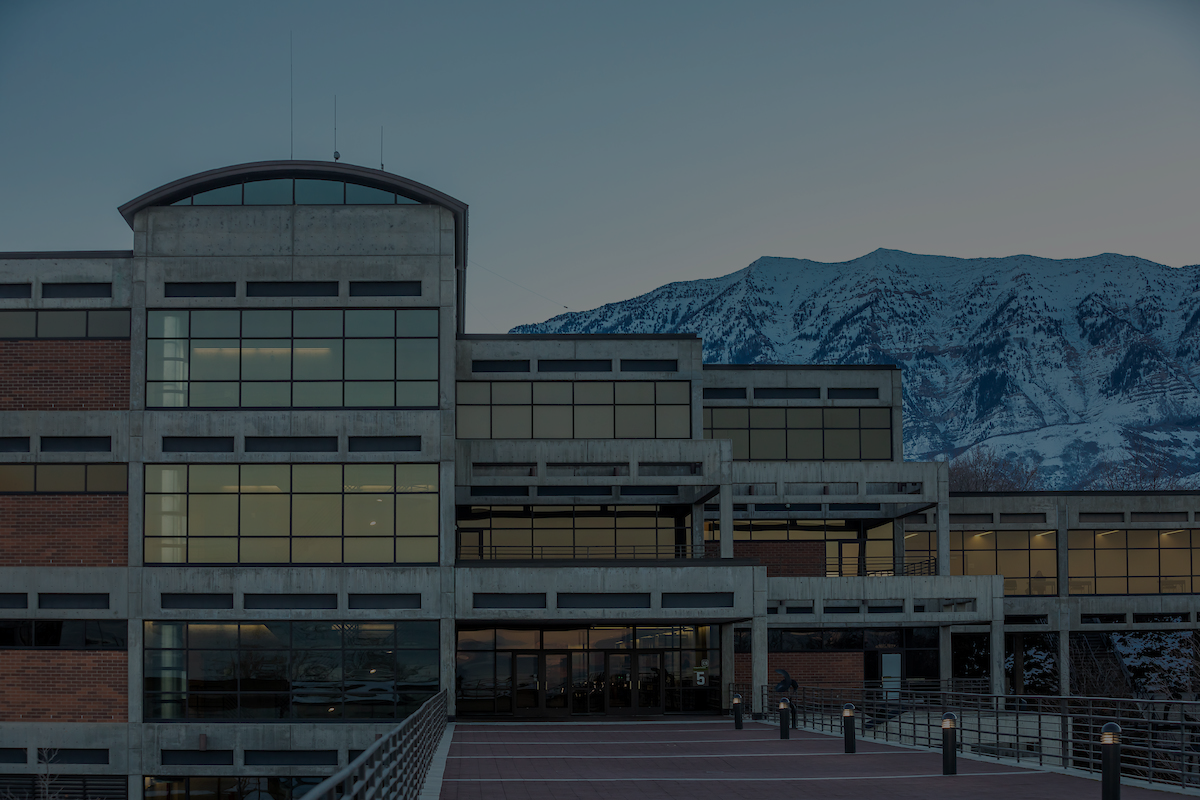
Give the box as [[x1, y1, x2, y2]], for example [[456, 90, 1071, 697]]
[[0, 651, 127, 722], [735, 651, 863, 687], [0, 340, 130, 410], [0, 495, 128, 566], [732, 540, 825, 576]]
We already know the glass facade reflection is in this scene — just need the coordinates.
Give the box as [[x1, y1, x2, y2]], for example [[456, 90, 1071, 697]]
[[1068, 528, 1199, 595], [456, 625, 719, 715], [143, 621, 439, 721], [703, 406, 892, 460], [456, 505, 692, 559], [145, 776, 324, 800], [951, 530, 1058, 596]]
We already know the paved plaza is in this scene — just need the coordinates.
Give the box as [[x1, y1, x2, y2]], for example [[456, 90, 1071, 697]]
[[437, 720, 1175, 799]]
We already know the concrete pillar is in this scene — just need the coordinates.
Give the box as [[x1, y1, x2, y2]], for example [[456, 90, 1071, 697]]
[[691, 501, 705, 559], [990, 622, 1006, 696], [1058, 619, 1071, 697], [939, 625, 953, 691], [1056, 500, 1070, 598], [719, 483, 734, 559], [720, 623, 735, 710], [440, 566, 457, 719], [936, 461, 950, 576], [892, 509, 906, 575], [751, 566, 768, 715]]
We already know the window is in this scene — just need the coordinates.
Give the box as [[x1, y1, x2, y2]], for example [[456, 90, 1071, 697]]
[[167, 179, 423, 206], [708, 519, 894, 575], [146, 309, 437, 408], [142, 620, 438, 721], [0, 620, 126, 649], [703, 406, 891, 460], [0, 309, 131, 339], [1067, 529, 1198, 595], [950, 531, 1058, 595], [0, 464, 127, 493], [143, 464, 438, 565], [145, 777, 321, 800], [456, 381, 690, 439], [457, 505, 691, 559]]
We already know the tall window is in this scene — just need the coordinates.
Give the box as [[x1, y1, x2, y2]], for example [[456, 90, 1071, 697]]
[[143, 620, 438, 720], [456, 381, 690, 439], [147, 309, 438, 408], [1068, 529, 1197, 595], [702, 407, 892, 460], [950, 530, 1057, 596], [144, 464, 438, 565]]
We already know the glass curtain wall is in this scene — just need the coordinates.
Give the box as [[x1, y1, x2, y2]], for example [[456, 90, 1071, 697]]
[[1068, 528, 1199, 594], [704, 519, 895, 575], [144, 464, 438, 564], [456, 505, 691, 559], [950, 530, 1058, 595], [702, 407, 892, 460], [147, 309, 438, 408]]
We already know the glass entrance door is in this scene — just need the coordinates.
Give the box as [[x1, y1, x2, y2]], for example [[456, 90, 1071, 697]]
[[606, 652, 663, 714], [544, 652, 571, 716], [513, 653, 540, 715], [836, 540, 866, 576], [607, 653, 633, 711], [637, 652, 663, 713]]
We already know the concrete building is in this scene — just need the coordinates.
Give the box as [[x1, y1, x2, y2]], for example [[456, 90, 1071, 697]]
[[0, 161, 1195, 798]]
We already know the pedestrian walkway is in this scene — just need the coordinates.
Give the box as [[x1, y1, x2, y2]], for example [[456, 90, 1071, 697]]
[[438, 720, 1176, 799]]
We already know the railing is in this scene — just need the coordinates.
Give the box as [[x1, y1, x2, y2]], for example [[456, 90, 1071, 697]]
[[304, 690, 447, 800], [457, 540, 704, 560], [764, 685, 1200, 794], [823, 557, 937, 577]]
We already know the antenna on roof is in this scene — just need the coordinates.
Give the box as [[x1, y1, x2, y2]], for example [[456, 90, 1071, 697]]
[[333, 95, 340, 161], [380, 126, 384, 171], [289, 31, 294, 160]]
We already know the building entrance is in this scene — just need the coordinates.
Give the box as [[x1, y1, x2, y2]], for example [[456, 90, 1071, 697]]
[[456, 626, 719, 717]]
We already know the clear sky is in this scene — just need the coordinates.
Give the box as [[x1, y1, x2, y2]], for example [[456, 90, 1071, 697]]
[[1, 0, 1198, 332]]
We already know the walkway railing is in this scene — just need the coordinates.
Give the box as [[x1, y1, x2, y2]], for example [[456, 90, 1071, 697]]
[[303, 690, 447, 800], [765, 685, 1200, 794], [823, 557, 938, 577], [457, 540, 703, 560]]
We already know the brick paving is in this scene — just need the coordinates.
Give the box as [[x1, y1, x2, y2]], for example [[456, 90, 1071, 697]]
[[441, 720, 1175, 799]]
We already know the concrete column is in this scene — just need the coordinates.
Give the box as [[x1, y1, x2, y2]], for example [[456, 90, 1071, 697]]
[[939, 625, 953, 691], [720, 623, 735, 710], [936, 461, 950, 576], [1056, 500, 1070, 598], [440, 566, 457, 719], [751, 566, 768, 715], [719, 483, 734, 559], [691, 501, 705, 559], [439, 459, 456, 567], [990, 622, 1006, 696], [892, 509, 906, 575], [1057, 617, 1071, 697]]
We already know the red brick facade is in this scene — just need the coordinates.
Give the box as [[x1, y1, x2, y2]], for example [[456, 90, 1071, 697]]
[[733, 540, 825, 576], [735, 651, 863, 687], [0, 651, 127, 722], [0, 340, 130, 410], [0, 495, 128, 566]]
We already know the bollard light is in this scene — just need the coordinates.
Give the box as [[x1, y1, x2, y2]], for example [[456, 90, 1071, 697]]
[[779, 698, 791, 740], [842, 703, 856, 754], [732, 693, 743, 730], [843, 703, 855, 717], [1101, 722, 1121, 800], [941, 712, 958, 776], [1101, 722, 1120, 746]]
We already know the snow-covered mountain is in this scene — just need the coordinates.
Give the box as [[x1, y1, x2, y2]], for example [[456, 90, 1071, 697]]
[[511, 249, 1200, 488]]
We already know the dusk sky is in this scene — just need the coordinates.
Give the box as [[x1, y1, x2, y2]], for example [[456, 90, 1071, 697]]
[[1, 0, 1198, 332]]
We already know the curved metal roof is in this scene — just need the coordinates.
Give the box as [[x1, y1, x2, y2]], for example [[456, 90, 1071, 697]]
[[118, 160, 468, 268]]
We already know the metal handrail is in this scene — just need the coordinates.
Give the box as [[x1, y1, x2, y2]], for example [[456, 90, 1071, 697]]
[[456, 540, 703, 560], [823, 556, 938, 577], [766, 685, 1200, 794], [304, 690, 447, 800]]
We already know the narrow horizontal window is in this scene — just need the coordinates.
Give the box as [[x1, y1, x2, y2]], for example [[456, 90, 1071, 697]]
[[161, 750, 234, 766], [245, 436, 338, 453], [244, 593, 337, 610], [537, 486, 612, 497], [162, 436, 235, 453], [538, 359, 612, 372], [999, 513, 1047, 523], [754, 387, 820, 399], [38, 593, 109, 610], [246, 281, 338, 298], [42, 749, 109, 765], [949, 514, 993, 524], [349, 281, 421, 297], [469, 486, 529, 497], [661, 592, 734, 608], [702, 388, 746, 399], [244, 750, 338, 766], [828, 503, 880, 511], [161, 593, 234, 610], [0, 437, 29, 453], [348, 593, 421, 609], [472, 360, 529, 373], [0, 283, 31, 299], [474, 593, 546, 609], [1004, 614, 1048, 625], [41, 282, 112, 299], [87, 309, 130, 337], [40, 436, 111, 453], [0, 748, 25, 764], [1133, 612, 1188, 623], [557, 593, 649, 609], [828, 387, 879, 399], [1080, 614, 1125, 624], [348, 436, 421, 452], [1078, 512, 1124, 523], [0, 594, 28, 609], [164, 282, 236, 298], [1130, 511, 1188, 522], [620, 359, 677, 372], [620, 485, 678, 496]]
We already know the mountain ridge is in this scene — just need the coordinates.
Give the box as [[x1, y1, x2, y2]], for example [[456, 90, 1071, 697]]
[[511, 249, 1200, 488]]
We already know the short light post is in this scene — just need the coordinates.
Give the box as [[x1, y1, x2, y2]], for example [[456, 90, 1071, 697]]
[[843, 703, 856, 753], [941, 712, 958, 775], [779, 698, 791, 740], [1101, 722, 1121, 800], [732, 693, 743, 730]]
